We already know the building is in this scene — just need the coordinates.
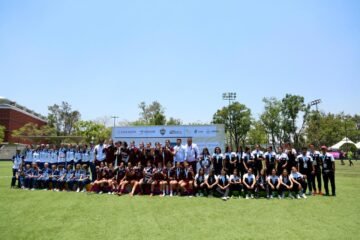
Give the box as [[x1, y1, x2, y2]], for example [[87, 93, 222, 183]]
[[0, 97, 47, 143]]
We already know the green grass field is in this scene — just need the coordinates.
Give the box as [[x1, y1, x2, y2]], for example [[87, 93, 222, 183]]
[[0, 161, 359, 240]]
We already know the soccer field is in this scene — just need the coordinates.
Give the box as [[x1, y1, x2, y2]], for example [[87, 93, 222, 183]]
[[0, 161, 359, 240]]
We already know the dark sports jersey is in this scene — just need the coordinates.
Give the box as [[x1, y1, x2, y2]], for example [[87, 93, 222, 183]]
[[207, 175, 216, 185], [154, 149, 164, 166], [163, 147, 174, 164], [153, 167, 164, 181], [309, 151, 321, 170], [195, 174, 205, 184], [280, 175, 291, 185], [218, 175, 229, 186], [128, 147, 139, 166], [164, 168, 175, 180], [183, 168, 194, 181], [320, 153, 335, 172], [133, 166, 143, 180], [125, 167, 135, 180], [297, 154, 313, 173], [116, 167, 126, 182], [175, 168, 183, 181]]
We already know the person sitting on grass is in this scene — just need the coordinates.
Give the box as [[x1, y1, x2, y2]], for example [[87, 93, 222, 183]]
[[64, 164, 75, 192], [129, 162, 143, 197], [76, 165, 90, 193], [289, 166, 307, 199], [24, 164, 33, 190], [205, 169, 218, 197], [161, 161, 174, 197], [30, 163, 41, 191], [267, 169, 281, 199], [150, 162, 164, 197], [139, 161, 154, 195], [229, 168, 242, 198], [243, 168, 256, 199], [118, 162, 135, 196], [217, 168, 231, 201], [179, 161, 194, 196], [279, 169, 293, 199], [49, 164, 60, 191], [255, 169, 267, 198], [194, 167, 206, 197]]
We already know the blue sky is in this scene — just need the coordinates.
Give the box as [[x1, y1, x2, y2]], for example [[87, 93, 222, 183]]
[[0, 0, 359, 124]]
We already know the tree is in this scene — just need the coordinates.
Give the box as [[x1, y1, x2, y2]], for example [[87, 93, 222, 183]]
[[167, 117, 182, 125], [260, 97, 282, 148], [12, 123, 57, 144], [306, 112, 360, 147], [0, 125, 5, 143], [247, 121, 268, 146], [138, 101, 166, 125], [48, 102, 81, 136], [212, 102, 251, 149], [281, 94, 309, 147], [74, 121, 111, 144]]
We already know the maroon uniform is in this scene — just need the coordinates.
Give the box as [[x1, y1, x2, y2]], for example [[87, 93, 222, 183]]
[[105, 144, 116, 165], [134, 166, 143, 181], [125, 167, 135, 181], [138, 148, 146, 167], [154, 149, 164, 166], [163, 146, 174, 166], [116, 167, 126, 183], [128, 147, 139, 166], [183, 168, 194, 182], [164, 167, 175, 182], [174, 167, 184, 181], [153, 167, 165, 181]]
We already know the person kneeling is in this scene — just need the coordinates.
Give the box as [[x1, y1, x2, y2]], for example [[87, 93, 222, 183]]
[[216, 168, 230, 201]]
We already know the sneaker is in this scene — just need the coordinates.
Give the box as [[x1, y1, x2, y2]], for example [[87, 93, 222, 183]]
[[76, 188, 80, 193], [196, 193, 200, 197], [226, 196, 230, 200], [302, 194, 307, 199], [246, 195, 250, 200], [251, 194, 254, 199], [296, 194, 301, 199], [278, 195, 282, 199], [281, 193, 285, 199], [31, 188, 35, 191], [99, 191, 103, 195], [289, 193, 294, 199], [108, 192, 111, 195], [200, 193, 204, 197], [161, 193, 166, 197], [267, 195, 270, 199], [170, 193, 173, 197], [81, 189, 86, 193], [270, 195, 273, 199]]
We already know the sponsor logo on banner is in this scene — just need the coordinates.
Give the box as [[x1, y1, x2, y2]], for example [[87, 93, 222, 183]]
[[160, 128, 166, 136]]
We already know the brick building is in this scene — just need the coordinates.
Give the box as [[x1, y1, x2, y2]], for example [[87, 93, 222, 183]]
[[0, 97, 47, 143]]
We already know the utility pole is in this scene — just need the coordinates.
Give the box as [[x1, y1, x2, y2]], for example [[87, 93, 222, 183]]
[[222, 92, 236, 148]]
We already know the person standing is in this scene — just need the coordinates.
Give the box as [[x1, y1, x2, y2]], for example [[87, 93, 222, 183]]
[[94, 140, 106, 166], [173, 139, 186, 164], [252, 144, 264, 176], [348, 151, 354, 166], [320, 146, 336, 196], [296, 147, 314, 195], [185, 138, 199, 173], [309, 144, 322, 195], [11, 149, 24, 188], [264, 146, 277, 176]]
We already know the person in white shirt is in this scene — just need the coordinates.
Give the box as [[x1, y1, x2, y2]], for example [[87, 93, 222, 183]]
[[319, 146, 336, 196], [276, 146, 289, 176], [264, 146, 277, 176], [216, 168, 230, 201], [173, 139, 186, 164], [279, 169, 293, 199], [229, 169, 242, 198], [296, 147, 314, 195], [267, 169, 280, 199], [252, 144, 264, 176], [196, 148, 212, 175], [94, 140, 106, 166], [289, 166, 307, 199], [185, 138, 199, 174], [243, 168, 256, 199]]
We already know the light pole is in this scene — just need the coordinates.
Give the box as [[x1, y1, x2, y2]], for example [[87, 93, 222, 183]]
[[222, 92, 236, 148], [111, 116, 119, 128], [309, 99, 322, 147]]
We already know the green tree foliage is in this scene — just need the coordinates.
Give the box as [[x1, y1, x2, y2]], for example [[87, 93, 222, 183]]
[[12, 123, 56, 144], [167, 117, 182, 125], [260, 97, 282, 148], [212, 102, 251, 148], [306, 112, 360, 147], [74, 121, 111, 144], [48, 102, 81, 136], [0, 125, 5, 143], [281, 94, 309, 147], [247, 121, 268, 146]]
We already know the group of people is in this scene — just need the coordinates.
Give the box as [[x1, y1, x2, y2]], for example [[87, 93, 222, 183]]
[[11, 138, 336, 201]]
